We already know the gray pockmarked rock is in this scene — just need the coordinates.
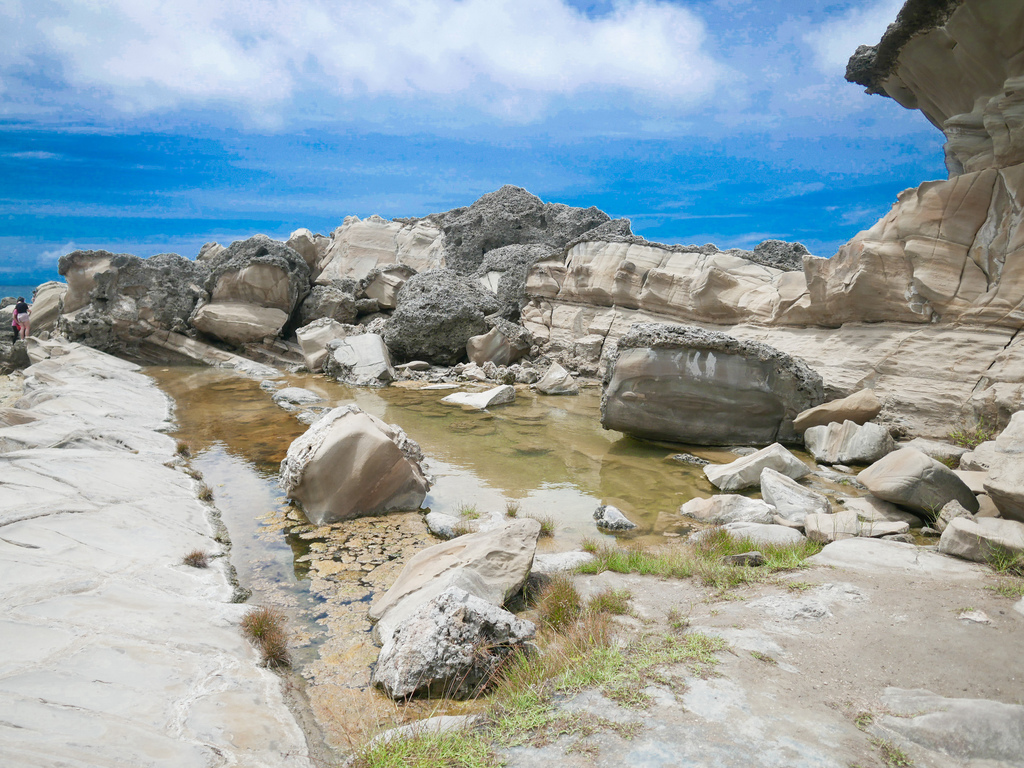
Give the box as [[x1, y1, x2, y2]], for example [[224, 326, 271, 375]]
[[369, 519, 541, 645], [792, 389, 882, 433], [372, 586, 536, 699], [858, 447, 979, 518], [669, 452, 710, 467], [680, 495, 776, 525], [384, 269, 500, 365], [279, 405, 430, 525], [296, 282, 358, 327], [934, 499, 976, 534], [873, 688, 1024, 766], [704, 443, 811, 491], [323, 333, 396, 387], [601, 324, 824, 445], [533, 361, 579, 395], [938, 516, 1024, 563], [593, 504, 637, 531], [441, 385, 516, 411], [760, 467, 831, 523], [804, 420, 894, 465]]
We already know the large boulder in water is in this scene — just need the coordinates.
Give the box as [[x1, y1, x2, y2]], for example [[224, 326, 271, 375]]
[[57, 250, 208, 355], [279, 405, 430, 525], [601, 323, 824, 445], [384, 269, 500, 365]]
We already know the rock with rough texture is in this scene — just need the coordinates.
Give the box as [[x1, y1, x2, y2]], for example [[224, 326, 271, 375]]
[[57, 250, 208, 354], [425, 512, 461, 539], [602, 324, 824, 445], [934, 499, 976, 534], [805, 511, 910, 543], [938, 516, 1024, 563], [323, 333, 396, 387], [441, 385, 515, 411], [984, 454, 1024, 523], [792, 389, 883, 433], [873, 687, 1024, 767], [368, 519, 541, 644], [533, 362, 579, 395], [200, 234, 310, 314], [804, 420, 894, 465], [680, 495, 776, 525], [531, 551, 597, 575], [316, 215, 444, 284], [760, 467, 831, 524], [296, 282, 358, 327], [858, 447, 979, 518], [704, 443, 812, 492], [384, 269, 501, 365], [466, 318, 531, 367], [372, 586, 535, 700], [279, 405, 430, 524], [593, 504, 637, 531], [475, 243, 552, 320], [429, 185, 612, 274]]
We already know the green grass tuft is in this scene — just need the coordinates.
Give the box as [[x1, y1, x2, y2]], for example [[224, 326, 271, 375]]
[[455, 502, 481, 520], [948, 418, 995, 450], [586, 588, 632, 616], [536, 575, 583, 632], [352, 729, 498, 768], [505, 500, 520, 518]]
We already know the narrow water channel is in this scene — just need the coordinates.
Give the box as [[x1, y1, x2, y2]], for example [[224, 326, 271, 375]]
[[145, 364, 745, 749]]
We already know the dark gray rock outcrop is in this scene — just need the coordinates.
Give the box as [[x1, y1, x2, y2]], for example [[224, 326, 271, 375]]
[[297, 281, 358, 326], [57, 250, 208, 354], [475, 244, 550, 321], [747, 239, 808, 272], [601, 323, 825, 445], [383, 269, 500, 365], [428, 185, 613, 274], [200, 234, 310, 314]]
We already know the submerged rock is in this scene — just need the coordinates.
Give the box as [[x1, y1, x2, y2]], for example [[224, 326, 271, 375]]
[[441, 385, 515, 410], [279, 405, 430, 524], [593, 504, 637, 531], [601, 323, 824, 445], [372, 586, 535, 700]]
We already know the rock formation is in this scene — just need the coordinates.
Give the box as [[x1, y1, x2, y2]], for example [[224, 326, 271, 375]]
[[602, 324, 824, 445]]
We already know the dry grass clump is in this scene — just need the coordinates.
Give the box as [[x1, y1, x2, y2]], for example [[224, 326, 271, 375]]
[[505, 500, 520, 518], [182, 549, 209, 568], [536, 574, 583, 631], [241, 606, 291, 668], [175, 440, 192, 458], [197, 483, 214, 502]]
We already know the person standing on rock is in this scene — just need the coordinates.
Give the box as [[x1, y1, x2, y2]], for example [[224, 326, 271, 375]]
[[14, 297, 30, 340]]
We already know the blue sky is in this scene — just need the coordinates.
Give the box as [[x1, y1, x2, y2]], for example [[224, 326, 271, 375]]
[[0, 0, 943, 285]]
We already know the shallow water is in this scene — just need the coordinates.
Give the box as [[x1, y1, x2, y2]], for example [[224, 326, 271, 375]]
[[144, 364, 768, 748]]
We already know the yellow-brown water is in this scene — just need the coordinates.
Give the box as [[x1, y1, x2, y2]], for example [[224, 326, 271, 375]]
[[144, 365, 761, 750]]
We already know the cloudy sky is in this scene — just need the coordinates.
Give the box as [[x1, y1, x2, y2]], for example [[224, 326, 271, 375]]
[[1, 0, 942, 285]]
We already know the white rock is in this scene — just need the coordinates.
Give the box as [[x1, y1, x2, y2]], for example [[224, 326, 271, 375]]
[[808, 538, 985, 578], [441, 385, 516, 411], [703, 443, 811, 491], [295, 317, 352, 371], [838, 496, 924, 528], [680, 495, 776, 525], [804, 420, 894, 465], [804, 510, 910, 543], [425, 511, 461, 539], [759, 467, 831, 524], [534, 362, 579, 395], [191, 302, 289, 346], [272, 387, 323, 406], [531, 551, 596, 575], [325, 333, 396, 386]]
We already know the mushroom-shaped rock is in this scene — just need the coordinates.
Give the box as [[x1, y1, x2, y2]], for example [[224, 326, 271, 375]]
[[680, 495, 776, 525], [279, 405, 430, 525], [804, 420, 894, 465], [372, 586, 535, 700], [858, 447, 979, 518], [601, 323, 824, 445], [792, 389, 882, 432], [369, 519, 541, 645], [704, 443, 811, 492]]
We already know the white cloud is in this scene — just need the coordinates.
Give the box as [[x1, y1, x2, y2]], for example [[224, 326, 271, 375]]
[[3, 151, 62, 160], [1, 0, 724, 122], [804, 0, 905, 73]]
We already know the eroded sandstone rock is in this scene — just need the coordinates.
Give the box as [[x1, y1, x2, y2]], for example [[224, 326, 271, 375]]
[[858, 447, 979, 518], [602, 324, 824, 445], [279, 405, 430, 524], [704, 443, 812, 492], [804, 420, 894, 465], [534, 362, 579, 395], [760, 467, 831, 524], [679, 495, 776, 525], [323, 333, 396, 387], [938, 516, 1024, 563], [793, 389, 882, 432]]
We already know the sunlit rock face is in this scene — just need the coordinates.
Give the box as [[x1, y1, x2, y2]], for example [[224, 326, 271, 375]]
[[600, 323, 824, 446], [315, 215, 445, 284]]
